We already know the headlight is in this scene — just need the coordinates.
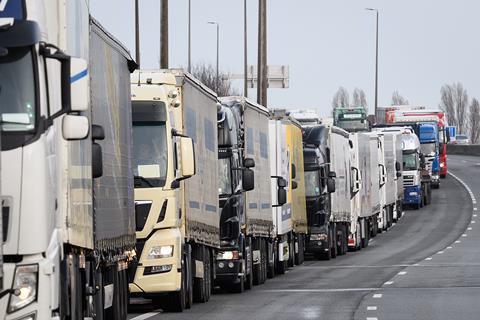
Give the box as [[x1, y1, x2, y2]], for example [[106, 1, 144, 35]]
[[409, 192, 418, 196], [440, 163, 445, 168], [147, 245, 174, 259], [217, 250, 239, 260], [310, 233, 328, 241], [8, 264, 38, 313]]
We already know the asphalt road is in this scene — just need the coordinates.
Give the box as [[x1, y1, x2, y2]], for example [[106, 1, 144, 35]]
[[128, 154, 477, 320]]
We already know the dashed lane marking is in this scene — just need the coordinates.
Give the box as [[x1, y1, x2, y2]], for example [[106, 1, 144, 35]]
[[129, 313, 160, 320], [384, 281, 394, 285], [468, 227, 473, 230], [455, 240, 461, 243], [398, 271, 407, 275], [366, 318, 378, 320], [425, 257, 433, 260], [447, 246, 453, 249], [437, 251, 444, 254], [260, 288, 379, 293], [462, 234, 468, 237], [367, 306, 378, 311], [373, 294, 382, 298]]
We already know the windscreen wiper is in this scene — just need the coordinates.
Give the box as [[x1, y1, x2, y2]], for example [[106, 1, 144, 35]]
[[134, 175, 154, 188]]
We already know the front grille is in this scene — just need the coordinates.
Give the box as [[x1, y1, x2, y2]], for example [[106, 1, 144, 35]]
[[426, 157, 434, 174], [128, 239, 146, 283], [135, 202, 152, 232], [2, 205, 9, 242], [403, 175, 414, 187]]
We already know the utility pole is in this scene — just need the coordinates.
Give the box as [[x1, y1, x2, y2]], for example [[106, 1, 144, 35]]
[[135, 0, 140, 67], [160, 0, 169, 69], [257, 0, 267, 107], [366, 8, 379, 116], [188, 0, 192, 72], [244, 0, 248, 97]]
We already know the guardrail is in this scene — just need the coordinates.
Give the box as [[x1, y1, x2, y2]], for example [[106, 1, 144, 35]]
[[447, 144, 480, 156]]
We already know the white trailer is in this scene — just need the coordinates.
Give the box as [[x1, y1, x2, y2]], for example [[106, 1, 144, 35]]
[[327, 126, 354, 255], [1, 2, 136, 318]]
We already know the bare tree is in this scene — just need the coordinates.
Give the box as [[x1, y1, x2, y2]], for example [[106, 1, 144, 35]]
[[391, 90, 409, 105], [454, 83, 469, 134], [191, 63, 240, 97], [352, 88, 368, 109], [440, 83, 468, 133], [332, 87, 350, 109], [469, 98, 480, 144]]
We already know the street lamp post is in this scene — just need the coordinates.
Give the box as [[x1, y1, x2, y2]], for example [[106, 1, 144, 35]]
[[366, 8, 379, 116], [208, 21, 220, 92]]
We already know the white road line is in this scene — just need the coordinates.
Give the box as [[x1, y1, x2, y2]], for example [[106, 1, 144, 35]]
[[462, 234, 468, 237], [468, 227, 473, 230], [437, 251, 444, 254], [472, 221, 476, 223], [474, 208, 478, 211], [366, 318, 378, 320], [367, 306, 378, 311], [384, 281, 394, 285], [455, 240, 461, 244], [373, 293, 382, 298], [398, 271, 407, 275], [447, 246, 453, 249], [261, 288, 379, 293], [474, 214, 478, 217], [425, 257, 433, 260], [129, 312, 160, 320]]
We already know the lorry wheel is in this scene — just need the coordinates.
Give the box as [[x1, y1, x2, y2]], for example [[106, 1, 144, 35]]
[[267, 245, 275, 279], [330, 228, 337, 259], [158, 266, 187, 312]]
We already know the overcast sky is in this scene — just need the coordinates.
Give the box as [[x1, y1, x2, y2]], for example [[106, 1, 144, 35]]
[[89, 0, 480, 117]]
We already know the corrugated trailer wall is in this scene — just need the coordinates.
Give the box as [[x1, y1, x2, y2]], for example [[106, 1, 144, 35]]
[[286, 122, 307, 234], [383, 134, 397, 206], [180, 73, 220, 248], [368, 134, 381, 215], [244, 103, 274, 237], [329, 128, 351, 222], [358, 133, 374, 218], [89, 19, 136, 253]]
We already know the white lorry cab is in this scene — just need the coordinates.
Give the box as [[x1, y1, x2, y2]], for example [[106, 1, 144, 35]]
[[1, 1, 137, 318]]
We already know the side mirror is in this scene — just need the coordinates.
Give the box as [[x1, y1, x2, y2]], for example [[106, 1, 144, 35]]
[[242, 168, 255, 191], [70, 57, 89, 111], [92, 124, 105, 140], [291, 164, 296, 179], [91, 124, 105, 179], [327, 177, 335, 193], [277, 177, 287, 188], [92, 142, 103, 178], [396, 171, 402, 178], [291, 180, 298, 190], [244, 158, 255, 168], [328, 171, 336, 178], [395, 161, 401, 172], [277, 188, 287, 206], [180, 137, 195, 178], [62, 115, 89, 140]]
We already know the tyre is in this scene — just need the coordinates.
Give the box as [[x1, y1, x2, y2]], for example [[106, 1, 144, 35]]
[[330, 227, 337, 259], [267, 243, 275, 279]]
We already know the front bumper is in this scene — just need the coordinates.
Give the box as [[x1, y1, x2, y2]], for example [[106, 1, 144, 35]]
[[305, 238, 329, 254], [1, 254, 57, 320], [215, 259, 244, 285], [129, 228, 182, 294], [403, 186, 422, 204]]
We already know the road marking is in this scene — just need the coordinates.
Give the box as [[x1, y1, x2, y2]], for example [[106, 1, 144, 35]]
[[425, 257, 433, 260], [447, 246, 453, 249], [398, 271, 407, 275], [366, 318, 378, 320], [384, 281, 394, 285], [129, 313, 160, 320], [472, 221, 476, 223], [455, 240, 461, 243], [261, 288, 379, 293], [462, 234, 468, 237], [373, 293, 382, 298], [474, 208, 478, 211], [468, 227, 473, 230], [367, 306, 378, 311], [474, 214, 478, 217], [437, 251, 444, 254]]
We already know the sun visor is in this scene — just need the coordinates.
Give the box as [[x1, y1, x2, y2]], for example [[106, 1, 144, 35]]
[[0, 19, 40, 47]]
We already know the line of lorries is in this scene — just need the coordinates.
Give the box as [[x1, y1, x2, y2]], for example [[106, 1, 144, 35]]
[[0, 1, 456, 319]]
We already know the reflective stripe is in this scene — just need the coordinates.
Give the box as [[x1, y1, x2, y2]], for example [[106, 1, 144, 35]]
[[70, 69, 88, 83]]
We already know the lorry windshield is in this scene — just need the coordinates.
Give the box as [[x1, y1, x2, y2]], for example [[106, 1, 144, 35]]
[[218, 157, 233, 196], [0, 47, 36, 131], [403, 152, 418, 170], [420, 142, 436, 157], [132, 122, 168, 187], [336, 119, 368, 132], [304, 170, 321, 197]]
